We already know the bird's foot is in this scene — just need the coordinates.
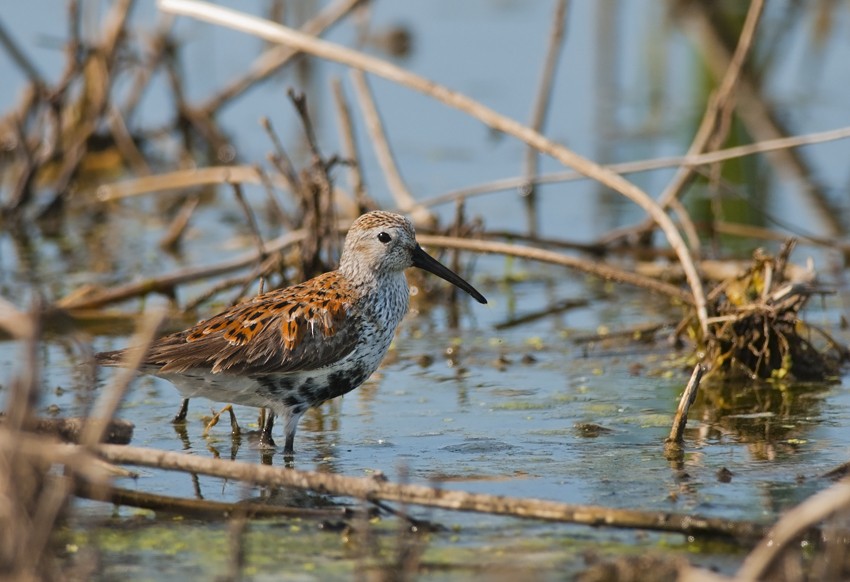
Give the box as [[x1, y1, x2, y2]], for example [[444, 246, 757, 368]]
[[282, 434, 295, 464], [258, 410, 276, 449], [202, 404, 241, 437], [258, 431, 276, 449], [172, 399, 190, 424]]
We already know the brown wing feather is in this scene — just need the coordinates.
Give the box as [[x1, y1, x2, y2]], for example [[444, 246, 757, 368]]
[[102, 271, 359, 375]]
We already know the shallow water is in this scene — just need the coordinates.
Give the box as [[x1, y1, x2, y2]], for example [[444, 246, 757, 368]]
[[39, 280, 850, 579], [2, 1, 850, 579]]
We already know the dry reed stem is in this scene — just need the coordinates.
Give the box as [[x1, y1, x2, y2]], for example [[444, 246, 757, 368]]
[[666, 364, 704, 445], [5, 417, 134, 445], [0, 18, 46, 87], [669, 197, 702, 252], [416, 234, 693, 304], [521, 0, 569, 236], [0, 297, 37, 340], [261, 117, 302, 195], [97, 165, 264, 201], [120, 14, 174, 121], [254, 163, 293, 229], [655, 0, 765, 217], [420, 125, 850, 210], [157, 0, 710, 336], [349, 69, 434, 228], [186, 253, 281, 312], [680, 2, 843, 238], [0, 430, 114, 485], [82, 307, 167, 446], [494, 298, 589, 331], [107, 105, 151, 176], [286, 89, 342, 274], [85, 443, 767, 539], [73, 481, 367, 520], [0, 307, 64, 578], [159, 194, 201, 250], [230, 182, 267, 261], [331, 77, 372, 213], [714, 220, 850, 254], [58, 230, 306, 310], [199, 0, 366, 114], [735, 479, 850, 581]]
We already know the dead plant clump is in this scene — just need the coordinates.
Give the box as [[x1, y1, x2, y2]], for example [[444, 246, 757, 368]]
[[691, 241, 848, 382]]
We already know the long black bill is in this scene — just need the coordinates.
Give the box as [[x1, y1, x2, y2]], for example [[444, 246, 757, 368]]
[[411, 245, 487, 304]]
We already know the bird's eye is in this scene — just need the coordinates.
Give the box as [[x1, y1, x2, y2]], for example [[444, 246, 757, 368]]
[[377, 232, 392, 244]]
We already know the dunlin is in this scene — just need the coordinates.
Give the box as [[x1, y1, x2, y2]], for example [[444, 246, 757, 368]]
[[97, 211, 487, 455]]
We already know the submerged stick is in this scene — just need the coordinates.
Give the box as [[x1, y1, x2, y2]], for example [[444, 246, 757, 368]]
[[88, 443, 767, 540], [73, 481, 366, 520], [666, 364, 704, 446]]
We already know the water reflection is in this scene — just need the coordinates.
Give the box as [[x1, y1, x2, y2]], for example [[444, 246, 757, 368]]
[[694, 379, 830, 461]]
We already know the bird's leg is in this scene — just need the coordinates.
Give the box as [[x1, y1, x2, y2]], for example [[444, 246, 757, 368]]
[[283, 433, 295, 457], [172, 398, 190, 424], [202, 404, 241, 437], [259, 411, 276, 449], [282, 407, 305, 458], [227, 406, 240, 436]]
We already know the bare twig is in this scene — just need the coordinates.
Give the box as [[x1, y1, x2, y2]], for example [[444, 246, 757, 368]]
[[0, 18, 46, 88], [0, 417, 135, 445], [82, 306, 167, 446], [120, 15, 175, 121], [520, 0, 569, 236], [349, 68, 434, 228], [254, 163, 292, 229], [230, 182, 267, 260], [669, 197, 702, 254], [199, 0, 366, 114], [159, 194, 201, 250], [74, 481, 368, 520], [287, 90, 341, 274], [494, 298, 589, 331], [97, 165, 265, 201], [107, 105, 151, 176], [731, 229, 848, 263], [260, 118, 305, 217], [418, 126, 850, 210], [656, 0, 766, 219], [415, 234, 693, 304], [331, 77, 373, 213], [736, 479, 850, 581], [678, 1, 844, 237], [181, 253, 279, 312], [58, 230, 306, 310], [88, 443, 768, 539], [665, 364, 704, 445]]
